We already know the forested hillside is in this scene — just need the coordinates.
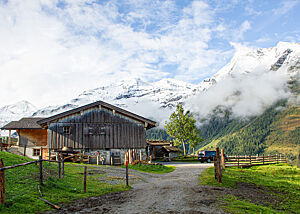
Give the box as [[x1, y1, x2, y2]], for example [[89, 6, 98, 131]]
[[146, 100, 299, 160]]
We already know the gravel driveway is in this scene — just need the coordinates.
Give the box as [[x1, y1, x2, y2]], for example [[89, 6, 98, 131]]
[[51, 163, 224, 214]]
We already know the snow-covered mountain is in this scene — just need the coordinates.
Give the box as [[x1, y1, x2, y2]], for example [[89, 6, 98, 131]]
[[32, 78, 198, 122], [0, 100, 37, 135], [202, 42, 300, 85], [1, 42, 299, 134]]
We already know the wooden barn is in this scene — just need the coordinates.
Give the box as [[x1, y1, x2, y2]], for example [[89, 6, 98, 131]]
[[1, 101, 156, 163]]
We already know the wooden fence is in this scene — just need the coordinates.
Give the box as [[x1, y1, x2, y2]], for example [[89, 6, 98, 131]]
[[0, 149, 137, 206], [213, 148, 287, 183], [225, 154, 287, 168], [0, 156, 82, 208]]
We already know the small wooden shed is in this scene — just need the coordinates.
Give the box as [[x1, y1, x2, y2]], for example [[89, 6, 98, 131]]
[[1, 118, 48, 159], [147, 140, 182, 161]]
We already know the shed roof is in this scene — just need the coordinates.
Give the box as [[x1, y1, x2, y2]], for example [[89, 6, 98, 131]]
[[37, 100, 157, 129], [147, 140, 172, 146], [163, 146, 182, 153], [1, 118, 45, 130]]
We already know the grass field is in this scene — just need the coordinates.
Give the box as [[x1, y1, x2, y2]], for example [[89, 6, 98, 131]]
[[0, 151, 130, 214], [199, 164, 300, 213], [124, 163, 175, 174]]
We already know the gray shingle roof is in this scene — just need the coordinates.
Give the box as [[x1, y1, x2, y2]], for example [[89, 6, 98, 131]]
[[1, 117, 45, 130]]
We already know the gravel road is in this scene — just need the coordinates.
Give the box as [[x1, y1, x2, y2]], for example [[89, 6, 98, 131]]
[[51, 163, 225, 214]]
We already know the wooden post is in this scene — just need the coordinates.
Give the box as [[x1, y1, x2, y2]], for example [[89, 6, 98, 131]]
[[58, 156, 61, 179], [8, 130, 11, 147], [216, 148, 222, 183], [249, 155, 252, 166], [221, 149, 225, 169], [40, 147, 43, 158], [62, 159, 65, 177], [24, 144, 27, 156], [0, 159, 5, 204], [80, 150, 83, 163], [126, 154, 129, 186], [140, 150, 142, 161], [214, 158, 217, 179], [48, 149, 51, 160], [237, 155, 240, 168], [110, 153, 113, 166], [39, 156, 43, 185], [83, 166, 87, 193], [97, 152, 99, 165], [262, 155, 264, 165]]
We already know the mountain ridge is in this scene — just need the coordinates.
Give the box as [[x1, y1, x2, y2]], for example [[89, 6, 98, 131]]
[[1, 42, 299, 135]]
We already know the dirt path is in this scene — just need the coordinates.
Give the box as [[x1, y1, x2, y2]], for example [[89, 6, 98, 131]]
[[52, 163, 224, 214]]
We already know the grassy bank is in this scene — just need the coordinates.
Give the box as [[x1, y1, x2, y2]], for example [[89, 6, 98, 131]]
[[199, 164, 300, 213], [0, 151, 130, 214], [124, 163, 175, 174]]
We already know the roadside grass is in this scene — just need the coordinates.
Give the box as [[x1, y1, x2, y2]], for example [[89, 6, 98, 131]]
[[0, 151, 130, 214], [199, 163, 300, 213], [170, 155, 199, 162], [123, 163, 175, 174]]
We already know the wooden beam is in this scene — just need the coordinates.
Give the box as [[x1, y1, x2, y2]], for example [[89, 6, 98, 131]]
[[8, 130, 11, 146]]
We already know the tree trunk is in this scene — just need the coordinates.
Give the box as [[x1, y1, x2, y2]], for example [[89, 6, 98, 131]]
[[193, 147, 195, 155], [182, 141, 186, 156]]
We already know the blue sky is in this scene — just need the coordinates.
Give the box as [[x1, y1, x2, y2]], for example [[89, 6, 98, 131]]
[[0, 0, 299, 107]]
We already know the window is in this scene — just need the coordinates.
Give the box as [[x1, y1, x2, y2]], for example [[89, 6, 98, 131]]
[[63, 126, 71, 135], [33, 149, 41, 156]]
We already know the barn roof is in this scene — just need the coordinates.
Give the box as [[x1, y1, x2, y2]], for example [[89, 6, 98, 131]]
[[1, 118, 45, 130], [37, 100, 157, 129]]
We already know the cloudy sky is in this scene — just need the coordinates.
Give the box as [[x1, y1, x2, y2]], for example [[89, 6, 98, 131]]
[[0, 0, 299, 108]]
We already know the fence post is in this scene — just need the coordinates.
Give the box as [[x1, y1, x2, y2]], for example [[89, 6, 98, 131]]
[[39, 156, 43, 185], [97, 152, 99, 165], [83, 166, 87, 193], [249, 155, 252, 166], [216, 147, 222, 183], [221, 149, 225, 169], [58, 156, 61, 179], [62, 159, 65, 177], [237, 155, 239, 168], [0, 159, 5, 204], [126, 152, 129, 186], [262, 155, 264, 165], [24, 144, 26, 156]]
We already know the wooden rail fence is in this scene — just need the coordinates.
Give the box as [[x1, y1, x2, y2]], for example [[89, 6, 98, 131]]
[[0, 156, 83, 206], [213, 148, 287, 183], [225, 154, 287, 168], [0, 148, 135, 206]]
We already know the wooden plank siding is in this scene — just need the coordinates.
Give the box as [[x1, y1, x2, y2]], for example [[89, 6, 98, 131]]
[[48, 108, 146, 150]]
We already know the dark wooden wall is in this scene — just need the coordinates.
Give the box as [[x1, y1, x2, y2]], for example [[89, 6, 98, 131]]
[[48, 107, 146, 150]]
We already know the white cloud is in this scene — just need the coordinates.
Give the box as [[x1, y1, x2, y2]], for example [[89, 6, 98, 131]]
[[0, 0, 231, 107], [272, 0, 299, 16], [187, 70, 291, 119]]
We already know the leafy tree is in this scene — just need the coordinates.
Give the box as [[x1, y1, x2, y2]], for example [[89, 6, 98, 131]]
[[165, 104, 203, 156], [189, 129, 203, 155]]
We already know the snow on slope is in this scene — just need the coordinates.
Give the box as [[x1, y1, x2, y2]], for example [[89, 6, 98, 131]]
[[212, 42, 300, 82], [0, 100, 37, 135], [32, 78, 197, 123], [188, 42, 300, 119]]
